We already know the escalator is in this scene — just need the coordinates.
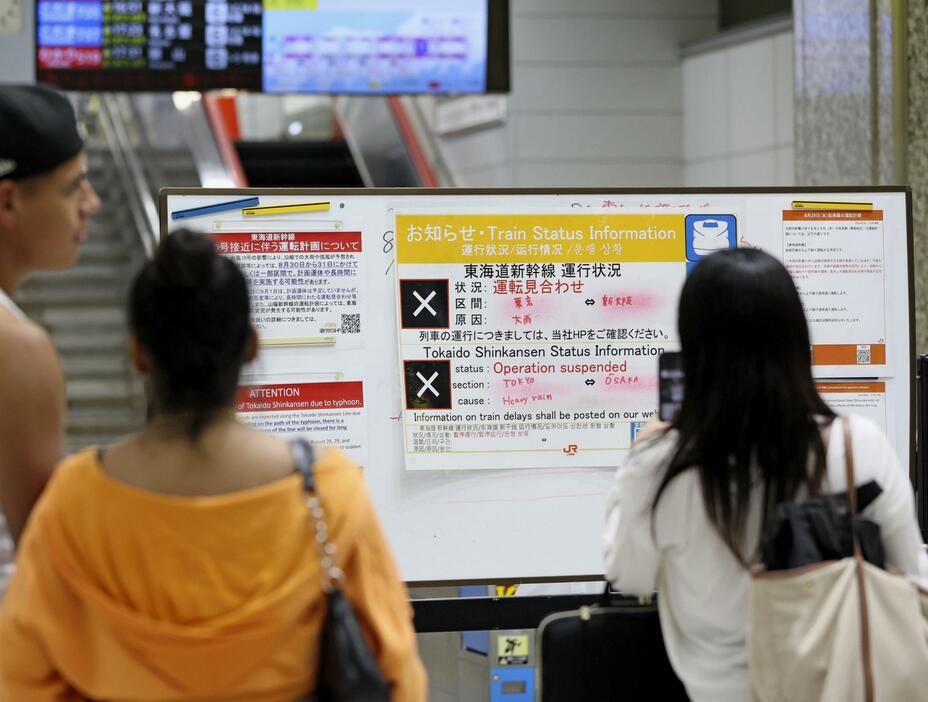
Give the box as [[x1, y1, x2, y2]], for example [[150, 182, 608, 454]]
[[235, 140, 364, 188], [217, 96, 450, 189]]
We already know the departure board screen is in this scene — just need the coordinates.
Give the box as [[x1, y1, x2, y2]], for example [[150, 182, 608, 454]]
[[37, 1, 262, 90], [35, 1, 509, 94]]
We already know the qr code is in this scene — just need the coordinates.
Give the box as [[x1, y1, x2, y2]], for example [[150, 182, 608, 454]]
[[340, 313, 361, 334], [856, 345, 871, 364]]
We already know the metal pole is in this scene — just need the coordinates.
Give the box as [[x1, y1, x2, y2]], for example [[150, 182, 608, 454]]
[[917, 354, 928, 540]]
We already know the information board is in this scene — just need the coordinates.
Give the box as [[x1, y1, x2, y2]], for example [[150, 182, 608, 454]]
[[161, 187, 914, 584]]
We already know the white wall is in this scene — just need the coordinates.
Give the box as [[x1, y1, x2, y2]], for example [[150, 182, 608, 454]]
[[683, 27, 795, 186], [434, 0, 718, 188], [0, 0, 35, 84]]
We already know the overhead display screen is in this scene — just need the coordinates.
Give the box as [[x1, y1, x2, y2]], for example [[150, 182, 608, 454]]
[[263, 0, 487, 94], [35, 1, 507, 94]]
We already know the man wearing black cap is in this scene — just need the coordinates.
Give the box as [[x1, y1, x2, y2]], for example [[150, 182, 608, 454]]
[[0, 85, 101, 594]]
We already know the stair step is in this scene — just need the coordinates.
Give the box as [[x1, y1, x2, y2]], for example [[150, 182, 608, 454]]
[[86, 150, 114, 164], [91, 180, 126, 196], [66, 378, 140, 403], [84, 221, 132, 238], [150, 163, 199, 178], [40, 306, 125, 328], [54, 331, 127, 354], [61, 355, 131, 379], [41, 320, 125, 338], [78, 241, 135, 264], [16, 284, 125, 306], [89, 201, 131, 216], [86, 221, 134, 244], [27, 263, 130, 286]]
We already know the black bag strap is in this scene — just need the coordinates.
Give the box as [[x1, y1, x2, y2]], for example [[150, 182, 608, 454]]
[[291, 438, 316, 492], [290, 439, 344, 592], [842, 416, 860, 554]]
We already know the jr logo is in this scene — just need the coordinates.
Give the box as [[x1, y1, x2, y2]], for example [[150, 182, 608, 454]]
[[563, 444, 578, 455]]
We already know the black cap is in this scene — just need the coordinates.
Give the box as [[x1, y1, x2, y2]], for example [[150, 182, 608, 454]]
[[0, 85, 84, 181]]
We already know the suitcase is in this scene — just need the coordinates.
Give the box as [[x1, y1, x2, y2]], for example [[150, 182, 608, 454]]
[[536, 591, 689, 701]]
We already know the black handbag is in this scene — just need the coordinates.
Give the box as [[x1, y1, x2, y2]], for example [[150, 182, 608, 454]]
[[759, 422, 885, 571], [291, 440, 391, 702]]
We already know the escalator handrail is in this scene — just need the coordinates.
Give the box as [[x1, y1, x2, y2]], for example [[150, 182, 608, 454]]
[[202, 93, 248, 187], [386, 96, 439, 188], [97, 94, 159, 259]]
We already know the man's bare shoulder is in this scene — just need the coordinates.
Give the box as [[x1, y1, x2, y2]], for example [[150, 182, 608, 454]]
[[0, 311, 59, 379], [0, 309, 64, 545]]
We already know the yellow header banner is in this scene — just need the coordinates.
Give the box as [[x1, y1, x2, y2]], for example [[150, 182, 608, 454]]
[[396, 214, 687, 264]]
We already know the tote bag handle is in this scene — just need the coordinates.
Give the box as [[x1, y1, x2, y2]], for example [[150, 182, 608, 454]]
[[841, 415, 875, 702]]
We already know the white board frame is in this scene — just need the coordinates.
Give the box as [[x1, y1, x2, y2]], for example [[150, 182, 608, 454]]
[[160, 186, 915, 585]]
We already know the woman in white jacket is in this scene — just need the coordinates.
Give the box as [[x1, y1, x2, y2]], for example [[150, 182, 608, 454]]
[[603, 248, 928, 702]]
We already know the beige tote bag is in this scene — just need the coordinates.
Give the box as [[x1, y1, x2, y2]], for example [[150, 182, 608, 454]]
[[749, 416, 928, 702]]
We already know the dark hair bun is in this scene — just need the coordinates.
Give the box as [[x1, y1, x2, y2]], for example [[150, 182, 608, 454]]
[[129, 228, 252, 436], [154, 229, 218, 289]]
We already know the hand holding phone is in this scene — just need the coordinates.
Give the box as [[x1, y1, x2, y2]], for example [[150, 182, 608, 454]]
[[658, 351, 684, 421], [635, 416, 671, 443]]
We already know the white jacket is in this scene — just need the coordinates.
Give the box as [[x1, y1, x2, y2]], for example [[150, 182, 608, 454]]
[[603, 415, 928, 702]]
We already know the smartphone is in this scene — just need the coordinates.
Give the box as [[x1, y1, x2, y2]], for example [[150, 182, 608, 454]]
[[658, 351, 685, 421]]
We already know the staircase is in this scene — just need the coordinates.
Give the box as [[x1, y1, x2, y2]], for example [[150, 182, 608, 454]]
[[16, 144, 148, 455], [17, 92, 200, 453]]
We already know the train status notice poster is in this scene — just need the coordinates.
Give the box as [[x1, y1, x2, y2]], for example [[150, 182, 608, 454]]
[[394, 211, 739, 470]]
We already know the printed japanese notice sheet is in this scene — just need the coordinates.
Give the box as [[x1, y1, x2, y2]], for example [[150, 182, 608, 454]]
[[782, 210, 887, 372], [236, 380, 368, 466], [215, 230, 364, 347], [394, 211, 737, 470], [816, 381, 888, 434]]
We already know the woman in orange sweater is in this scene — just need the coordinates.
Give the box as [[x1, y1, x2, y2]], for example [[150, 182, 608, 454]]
[[0, 230, 427, 702]]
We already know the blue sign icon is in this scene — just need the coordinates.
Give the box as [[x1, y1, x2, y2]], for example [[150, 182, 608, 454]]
[[490, 667, 535, 702], [685, 214, 737, 262]]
